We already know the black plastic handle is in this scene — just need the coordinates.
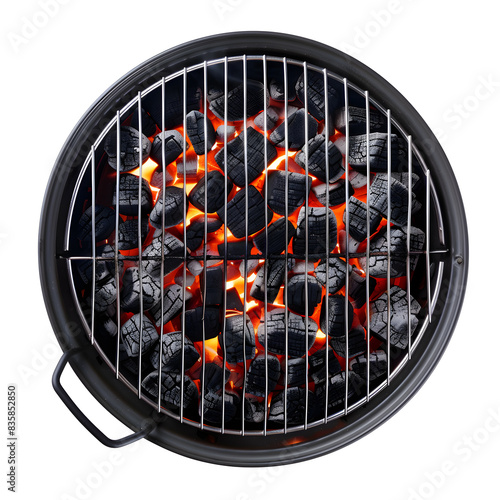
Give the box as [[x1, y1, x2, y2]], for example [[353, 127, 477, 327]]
[[52, 348, 155, 448]]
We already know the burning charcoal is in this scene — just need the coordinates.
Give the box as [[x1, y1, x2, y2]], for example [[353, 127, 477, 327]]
[[176, 152, 198, 181], [246, 354, 281, 397], [244, 396, 265, 423], [189, 170, 232, 213], [150, 332, 199, 371], [348, 266, 376, 308], [258, 310, 317, 358], [120, 267, 161, 313], [253, 218, 295, 255], [130, 107, 157, 137], [78, 205, 115, 244], [309, 345, 342, 384], [270, 109, 318, 150], [77, 244, 116, 285], [186, 214, 223, 251], [295, 71, 340, 121], [320, 294, 354, 337], [184, 306, 221, 342], [121, 314, 158, 357], [343, 196, 382, 242], [117, 218, 148, 250], [218, 185, 273, 239], [149, 186, 186, 229], [113, 174, 153, 216], [268, 387, 316, 425], [216, 124, 236, 141], [266, 170, 312, 216], [200, 391, 238, 424], [240, 258, 259, 277], [150, 130, 184, 165], [94, 275, 117, 313], [334, 106, 386, 136], [142, 232, 184, 277], [295, 135, 344, 183], [142, 370, 198, 409], [250, 259, 286, 303], [368, 173, 420, 226], [254, 107, 280, 132], [200, 265, 224, 305], [315, 258, 347, 294], [369, 286, 421, 350], [283, 357, 306, 387], [215, 127, 277, 187], [269, 78, 296, 101], [149, 284, 192, 326], [219, 314, 255, 364], [348, 133, 400, 173], [201, 362, 231, 393], [312, 180, 354, 208], [286, 274, 323, 315], [150, 164, 176, 189], [209, 80, 268, 121], [315, 372, 365, 411], [185, 110, 216, 155], [104, 126, 151, 171], [292, 207, 337, 258], [226, 288, 244, 312], [330, 325, 367, 358], [217, 240, 252, 259], [350, 350, 388, 382]]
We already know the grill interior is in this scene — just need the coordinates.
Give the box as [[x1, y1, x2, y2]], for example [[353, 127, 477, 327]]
[[63, 55, 447, 437]]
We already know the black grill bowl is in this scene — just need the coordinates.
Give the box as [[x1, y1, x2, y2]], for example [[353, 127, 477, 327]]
[[39, 31, 468, 466]]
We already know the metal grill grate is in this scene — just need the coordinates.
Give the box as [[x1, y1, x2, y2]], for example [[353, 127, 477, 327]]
[[64, 55, 446, 437]]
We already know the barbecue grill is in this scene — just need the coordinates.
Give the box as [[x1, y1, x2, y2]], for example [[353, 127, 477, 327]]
[[40, 32, 468, 466]]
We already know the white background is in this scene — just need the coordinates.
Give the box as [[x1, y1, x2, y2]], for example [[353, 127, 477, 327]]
[[2, 1, 499, 499]]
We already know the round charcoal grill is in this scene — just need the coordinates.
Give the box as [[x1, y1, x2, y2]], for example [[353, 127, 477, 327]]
[[40, 32, 468, 465]]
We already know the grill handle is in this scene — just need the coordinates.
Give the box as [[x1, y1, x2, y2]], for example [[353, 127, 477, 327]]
[[52, 348, 155, 448]]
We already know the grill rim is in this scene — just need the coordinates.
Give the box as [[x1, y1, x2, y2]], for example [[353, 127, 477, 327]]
[[39, 31, 468, 466]]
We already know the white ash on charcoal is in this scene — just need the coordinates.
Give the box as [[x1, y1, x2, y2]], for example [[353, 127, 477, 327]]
[[246, 354, 281, 397], [150, 130, 184, 165], [295, 71, 340, 121], [216, 124, 236, 142], [368, 173, 421, 227], [141, 370, 198, 409], [76, 244, 117, 285], [315, 258, 347, 294], [290, 260, 315, 273], [104, 126, 152, 171], [185, 110, 216, 155], [120, 267, 161, 313], [349, 169, 369, 189], [189, 170, 233, 213], [219, 314, 255, 364], [391, 171, 422, 191], [349, 350, 388, 382], [312, 180, 354, 208], [217, 239, 252, 260], [129, 107, 157, 137], [187, 259, 203, 277], [265, 170, 312, 216], [149, 284, 192, 326], [200, 265, 225, 305], [244, 396, 266, 423], [343, 196, 382, 242], [200, 361, 231, 393], [253, 218, 295, 255], [149, 186, 186, 229], [334, 106, 386, 136], [214, 126, 277, 187], [150, 332, 199, 372], [309, 345, 342, 384], [150, 163, 176, 190], [93, 276, 117, 313], [330, 325, 367, 358], [258, 310, 317, 357], [250, 259, 286, 304], [112, 174, 153, 216], [253, 107, 280, 131], [357, 225, 425, 278], [348, 265, 376, 309], [199, 390, 239, 425], [184, 306, 221, 342], [174, 269, 195, 287], [281, 357, 306, 387], [176, 152, 199, 181], [270, 109, 318, 150], [268, 387, 317, 425], [320, 294, 354, 337], [315, 372, 365, 411], [295, 135, 344, 183], [117, 218, 148, 250], [185, 214, 223, 251], [78, 205, 115, 245], [217, 185, 273, 239], [338, 229, 361, 255], [368, 285, 421, 350], [142, 232, 184, 277], [120, 314, 158, 357], [286, 274, 323, 315], [292, 206, 337, 258], [209, 80, 268, 121], [269, 77, 297, 102], [348, 132, 400, 173], [240, 258, 259, 277]]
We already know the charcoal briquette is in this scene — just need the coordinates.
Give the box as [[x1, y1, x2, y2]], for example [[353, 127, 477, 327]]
[[150, 130, 184, 165], [185, 110, 216, 155], [141, 370, 198, 409], [184, 306, 221, 342], [117, 218, 148, 250], [348, 133, 400, 173], [320, 294, 354, 337], [149, 331, 199, 371], [330, 325, 367, 358], [120, 314, 158, 357], [250, 259, 286, 304], [142, 232, 184, 277], [149, 186, 186, 229], [295, 71, 340, 121], [104, 126, 151, 171], [312, 180, 354, 208], [270, 109, 318, 150], [186, 214, 223, 251], [309, 345, 342, 384], [120, 267, 161, 313], [349, 350, 388, 382], [78, 205, 115, 245], [219, 314, 255, 364], [189, 170, 233, 213], [343, 196, 382, 242], [334, 106, 386, 136], [253, 218, 295, 255], [113, 174, 153, 216], [315, 258, 347, 295], [149, 284, 192, 326], [286, 274, 323, 315], [246, 354, 281, 397]]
